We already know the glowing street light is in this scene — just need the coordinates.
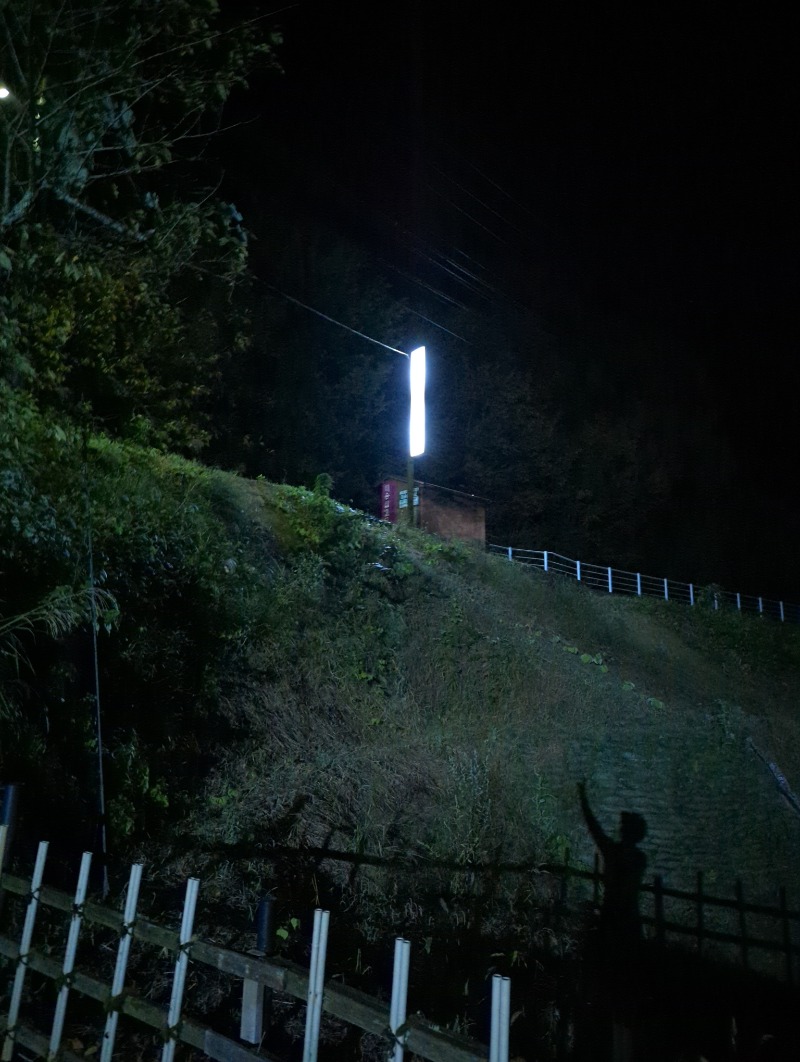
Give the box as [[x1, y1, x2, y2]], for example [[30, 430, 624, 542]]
[[0, 87, 11, 100], [409, 346, 426, 458], [406, 345, 426, 525]]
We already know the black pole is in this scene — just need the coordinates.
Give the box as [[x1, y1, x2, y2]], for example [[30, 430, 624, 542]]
[[256, 896, 276, 1034], [256, 896, 276, 955], [0, 783, 20, 916], [406, 456, 415, 526]]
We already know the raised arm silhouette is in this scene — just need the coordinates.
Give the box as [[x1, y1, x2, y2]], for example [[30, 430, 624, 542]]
[[576, 782, 649, 1062], [578, 781, 647, 943]]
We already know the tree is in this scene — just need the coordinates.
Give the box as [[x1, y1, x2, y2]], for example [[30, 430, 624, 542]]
[[0, 0, 279, 447], [208, 207, 416, 507]]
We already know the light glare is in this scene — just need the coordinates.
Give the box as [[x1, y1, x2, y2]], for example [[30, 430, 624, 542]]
[[409, 346, 426, 457], [0, 87, 10, 99]]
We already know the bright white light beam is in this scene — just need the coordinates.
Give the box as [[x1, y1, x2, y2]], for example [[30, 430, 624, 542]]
[[409, 346, 426, 457], [0, 87, 11, 99]]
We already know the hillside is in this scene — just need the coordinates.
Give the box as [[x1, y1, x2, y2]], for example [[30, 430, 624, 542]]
[[3, 400, 800, 1008]]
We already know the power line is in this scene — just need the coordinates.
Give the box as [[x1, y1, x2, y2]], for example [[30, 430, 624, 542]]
[[433, 164, 528, 238], [408, 308, 470, 344], [264, 282, 409, 357], [425, 181, 510, 245], [375, 257, 470, 310]]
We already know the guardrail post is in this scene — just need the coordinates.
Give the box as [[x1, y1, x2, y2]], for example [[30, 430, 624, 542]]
[[162, 877, 200, 1062], [389, 938, 411, 1062], [736, 592, 741, 610], [663, 579, 668, 601], [100, 862, 143, 1062], [489, 974, 510, 1062], [758, 597, 763, 615], [3, 840, 49, 1062], [507, 547, 512, 561], [780, 601, 785, 622], [49, 852, 93, 1060], [607, 567, 612, 593], [689, 584, 694, 606], [543, 550, 548, 572], [303, 909, 330, 1062], [576, 560, 581, 582], [636, 573, 642, 597]]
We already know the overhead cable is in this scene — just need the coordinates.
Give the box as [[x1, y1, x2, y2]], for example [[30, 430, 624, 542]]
[[264, 282, 409, 357]]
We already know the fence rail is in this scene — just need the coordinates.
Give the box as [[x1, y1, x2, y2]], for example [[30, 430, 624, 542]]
[[552, 854, 800, 984], [489, 545, 799, 623], [0, 828, 509, 1062]]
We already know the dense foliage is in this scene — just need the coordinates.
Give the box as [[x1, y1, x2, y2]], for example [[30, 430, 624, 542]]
[[1, 0, 278, 447]]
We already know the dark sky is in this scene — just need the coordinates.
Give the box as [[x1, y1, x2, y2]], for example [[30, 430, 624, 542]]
[[222, 2, 799, 590], [244, 5, 798, 343]]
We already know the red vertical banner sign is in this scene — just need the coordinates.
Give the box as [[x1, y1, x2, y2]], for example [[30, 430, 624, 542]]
[[380, 481, 399, 523]]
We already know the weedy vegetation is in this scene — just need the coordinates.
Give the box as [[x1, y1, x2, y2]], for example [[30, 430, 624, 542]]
[[3, 394, 800, 1044]]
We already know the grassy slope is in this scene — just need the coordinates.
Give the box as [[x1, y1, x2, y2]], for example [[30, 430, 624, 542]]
[[4, 426, 800, 980], [171, 471, 800, 930]]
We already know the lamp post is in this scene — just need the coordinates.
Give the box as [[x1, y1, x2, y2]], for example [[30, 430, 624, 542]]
[[407, 346, 426, 526]]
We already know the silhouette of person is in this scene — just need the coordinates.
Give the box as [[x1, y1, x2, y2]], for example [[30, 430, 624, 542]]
[[576, 782, 648, 1062], [578, 781, 647, 948]]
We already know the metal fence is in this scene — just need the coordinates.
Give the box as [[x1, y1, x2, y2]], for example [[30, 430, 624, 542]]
[[552, 853, 800, 985], [488, 545, 800, 623], [0, 827, 511, 1062]]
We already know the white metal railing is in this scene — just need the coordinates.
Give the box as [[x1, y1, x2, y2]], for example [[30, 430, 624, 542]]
[[0, 827, 511, 1062], [488, 545, 799, 623]]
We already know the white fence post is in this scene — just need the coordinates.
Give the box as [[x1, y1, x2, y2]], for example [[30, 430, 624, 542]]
[[162, 877, 200, 1062], [576, 560, 581, 582], [389, 938, 411, 1062], [3, 841, 49, 1062], [607, 568, 612, 593], [758, 597, 763, 615], [49, 852, 93, 1061], [101, 863, 143, 1062], [489, 974, 511, 1062], [543, 551, 548, 572], [780, 601, 785, 622], [663, 578, 669, 601], [636, 573, 642, 597], [507, 547, 512, 561], [736, 592, 741, 610], [303, 909, 330, 1062], [689, 584, 694, 606]]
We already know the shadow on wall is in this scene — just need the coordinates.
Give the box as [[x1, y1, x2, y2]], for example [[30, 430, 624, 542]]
[[571, 782, 799, 1062]]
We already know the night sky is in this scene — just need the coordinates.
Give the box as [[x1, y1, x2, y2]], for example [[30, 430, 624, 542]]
[[220, 2, 799, 595]]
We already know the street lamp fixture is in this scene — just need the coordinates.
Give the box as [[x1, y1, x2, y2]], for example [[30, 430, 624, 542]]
[[407, 345, 426, 524]]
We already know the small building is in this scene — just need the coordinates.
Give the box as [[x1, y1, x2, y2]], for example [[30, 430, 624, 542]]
[[378, 477, 487, 545]]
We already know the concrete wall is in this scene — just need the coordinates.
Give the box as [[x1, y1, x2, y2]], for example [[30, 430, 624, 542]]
[[379, 479, 486, 545], [420, 486, 486, 545]]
